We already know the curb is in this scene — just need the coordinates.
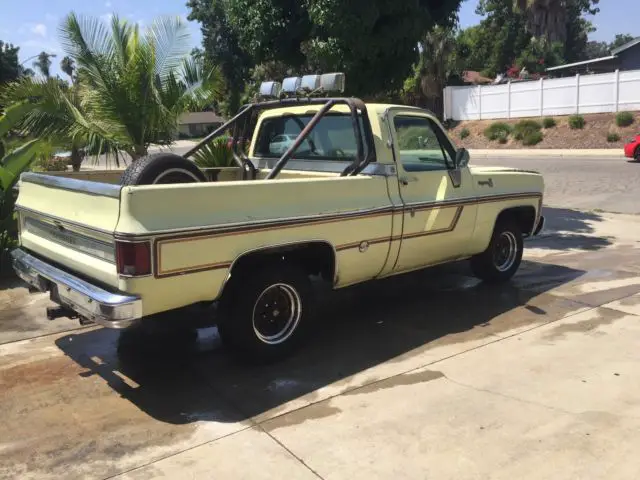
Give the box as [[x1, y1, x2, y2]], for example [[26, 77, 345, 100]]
[[468, 149, 625, 159]]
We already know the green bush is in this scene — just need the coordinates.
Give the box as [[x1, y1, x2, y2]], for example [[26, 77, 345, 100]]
[[615, 111, 634, 127], [513, 119, 542, 140], [542, 117, 556, 129], [192, 137, 235, 168], [522, 131, 544, 146], [496, 131, 509, 144], [607, 132, 621, 142], [568, 115, 585, 129], [484, 122, 512, 141], [459, 128, 470, 140]]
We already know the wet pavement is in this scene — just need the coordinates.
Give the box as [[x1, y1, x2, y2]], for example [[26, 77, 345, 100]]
[[2, 207, 640, 479]]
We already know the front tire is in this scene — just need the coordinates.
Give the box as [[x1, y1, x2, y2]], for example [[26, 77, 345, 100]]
[[218, 264, 314, 363], [470, 219, 523, 283]]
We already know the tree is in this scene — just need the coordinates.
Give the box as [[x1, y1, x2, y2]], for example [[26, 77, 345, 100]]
[[513, 0, 599, 44], [32, 51, 56, 78], [0, 41, 21, 84], [221, 0, 463, 96], [403, 26, 458, 117], [457, 0, 530, 78], [187, 0, 253, 116], [0, 13, 223, 161], [610, 34, 635, 50], [585, 40, 609, 59], [459, 0, 600, 76], [60, 56, 75, 82], [513, 0, 567, 43]]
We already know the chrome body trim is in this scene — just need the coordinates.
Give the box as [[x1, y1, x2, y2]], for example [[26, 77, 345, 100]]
[[22, 215, 116, 263], [20, 172, 122, 199], [15, 206, 114, 236], [12, 248, 142, 329]]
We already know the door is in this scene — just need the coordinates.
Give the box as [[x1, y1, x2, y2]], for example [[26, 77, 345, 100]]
[[389, 112, 477, 273]]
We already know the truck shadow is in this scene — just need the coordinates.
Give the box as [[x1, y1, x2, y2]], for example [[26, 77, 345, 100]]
[[531, 207, 612, 251], [54, 259, 587, 426]]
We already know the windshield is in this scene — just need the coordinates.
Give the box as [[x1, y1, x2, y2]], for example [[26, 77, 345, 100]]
[[254, 113, 365, 161]]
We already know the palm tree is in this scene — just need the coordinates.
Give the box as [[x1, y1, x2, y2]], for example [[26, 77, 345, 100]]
[[404, 26, 457, 118], [60, 56, 75, 83], [0, 13, 222, 162], [514, 0, 567, 43], [32, 51, 56, 78]]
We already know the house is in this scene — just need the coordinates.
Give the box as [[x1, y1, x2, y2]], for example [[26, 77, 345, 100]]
[[178, 111, 225, 138], [546, 36, 640, 77]]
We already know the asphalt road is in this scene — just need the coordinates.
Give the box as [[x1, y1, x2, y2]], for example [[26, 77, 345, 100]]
[[471, 155, 640, 214]]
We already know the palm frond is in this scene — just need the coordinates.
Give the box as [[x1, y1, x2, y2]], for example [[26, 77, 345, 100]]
[[0, 139, 41, 191], [146, 16, 191, 83], [59, 12, 114, 91], [192, 137, 235, 168]]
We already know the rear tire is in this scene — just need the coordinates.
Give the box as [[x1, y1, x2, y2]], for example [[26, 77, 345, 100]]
[[635, 146, 640, 162], [470, 219, 523, 283], [217, 263, 314, 363], [120, 152, 206, 185]]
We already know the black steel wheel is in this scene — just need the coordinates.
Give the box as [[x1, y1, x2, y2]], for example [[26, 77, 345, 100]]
[[470, 219, 523, 283], [217, 264, 314, 363]]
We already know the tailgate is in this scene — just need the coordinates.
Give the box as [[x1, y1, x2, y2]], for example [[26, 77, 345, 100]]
[[15, 173, 122, 287]]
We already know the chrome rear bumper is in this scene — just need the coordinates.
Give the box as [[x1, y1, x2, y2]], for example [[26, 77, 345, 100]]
[[11, 248, 142, 329]]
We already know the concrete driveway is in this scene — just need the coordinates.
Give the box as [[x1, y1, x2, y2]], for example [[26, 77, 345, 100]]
[[2, 207, 640, 479]]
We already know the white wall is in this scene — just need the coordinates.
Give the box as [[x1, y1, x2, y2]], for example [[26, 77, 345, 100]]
[[444, 69, 640, 121]]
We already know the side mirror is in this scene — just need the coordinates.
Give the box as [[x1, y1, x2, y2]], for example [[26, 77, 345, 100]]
[[455, 148, 470, 168]]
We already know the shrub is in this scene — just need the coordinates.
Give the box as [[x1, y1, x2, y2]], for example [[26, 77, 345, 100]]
[[34, 156, 68, 172], [568, 115, 585, 129], [522, 131, 543, 146], [607, 132, 621, 142], [484, 122, 512, 141], [616, 111, 634, 127], [542, 117, 556, 129], [497, 131, 509, 144], [192, 137, 235, 168], [513, 120, 542, 140], [459, 128, 470, 140]]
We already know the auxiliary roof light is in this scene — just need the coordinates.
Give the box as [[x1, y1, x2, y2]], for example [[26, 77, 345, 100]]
[[258, 72, 346, 99], [320, 73, 345, 93], [259, 80, 282, 99], [281, 77, 302, 96]]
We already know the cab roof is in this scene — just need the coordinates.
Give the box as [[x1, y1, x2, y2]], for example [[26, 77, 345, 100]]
[[255, 102, 431, 120]]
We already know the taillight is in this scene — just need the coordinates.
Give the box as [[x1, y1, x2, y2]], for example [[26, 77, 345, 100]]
[[116, 241, 151, 276]]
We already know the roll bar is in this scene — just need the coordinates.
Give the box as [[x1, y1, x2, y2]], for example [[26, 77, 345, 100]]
[[183, 97, 376, 180]]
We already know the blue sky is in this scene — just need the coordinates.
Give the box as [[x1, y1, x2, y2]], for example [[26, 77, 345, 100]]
[[0, 0, 635, 77]]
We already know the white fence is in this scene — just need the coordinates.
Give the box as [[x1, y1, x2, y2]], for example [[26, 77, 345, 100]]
[[443, 69, 640, 121]]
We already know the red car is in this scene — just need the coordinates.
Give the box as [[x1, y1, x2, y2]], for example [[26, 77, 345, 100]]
[[624, 135, 640, 161]]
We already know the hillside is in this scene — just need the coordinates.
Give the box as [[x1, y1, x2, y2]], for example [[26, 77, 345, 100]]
[[448, 112, 639, 150]]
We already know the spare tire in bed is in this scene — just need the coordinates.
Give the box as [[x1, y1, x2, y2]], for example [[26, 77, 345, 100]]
[[120, 153, 207, 185]]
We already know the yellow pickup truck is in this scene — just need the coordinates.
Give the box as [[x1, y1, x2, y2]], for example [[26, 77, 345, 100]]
[[11, 73, 544, 361]]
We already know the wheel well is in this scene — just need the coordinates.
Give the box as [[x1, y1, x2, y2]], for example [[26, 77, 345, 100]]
[[497, 206, 537, 236], [228, 241, 337, 284]]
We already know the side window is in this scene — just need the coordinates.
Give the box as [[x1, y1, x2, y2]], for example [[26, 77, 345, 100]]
[[393, 116, 454, 172]]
